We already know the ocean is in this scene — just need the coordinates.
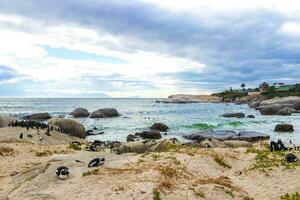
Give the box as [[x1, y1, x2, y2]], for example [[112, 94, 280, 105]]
[[1, 98, 300, 144]]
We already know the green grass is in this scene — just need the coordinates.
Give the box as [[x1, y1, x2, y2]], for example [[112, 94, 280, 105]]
[[243, 196, 254, 200], [152, 188, 161, 200], [281, 192, 300, 200], [68, 143, 81, 151]]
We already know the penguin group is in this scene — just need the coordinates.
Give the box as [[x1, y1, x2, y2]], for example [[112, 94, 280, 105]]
[[56, 157, 105, 180], [9, 120, 48, 130], [270, 139, 299, 163]]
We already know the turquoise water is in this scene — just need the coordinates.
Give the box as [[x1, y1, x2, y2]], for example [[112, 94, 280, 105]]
[[0, 98, 300, 144]]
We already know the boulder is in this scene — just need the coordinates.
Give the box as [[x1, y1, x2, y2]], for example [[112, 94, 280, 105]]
[[183, 130, 237, 141], [23, 113, 51, 120], [223, 140, 252, 148], [233, 131, 270, 142], [127, 134, 139, 142], [113, 141, 156, 154], [150, 139, 175, 152], [276, 107, 296, 116], [0, 116, 16, 128], [260, 96, 300, 110], [258, 104, 293, 115], [135, 130, 162, 139], [90, 108, 120, 118], [246, 115, 255, 118], [221, 113, 245, 118], [249, 101, 261, 108], [70, 108, 90, 118], [274, 124, 294, 132], [150, 123, 169, 132], [48, 118, 86, 138]]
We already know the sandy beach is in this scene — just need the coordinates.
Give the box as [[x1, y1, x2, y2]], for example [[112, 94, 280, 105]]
[[0, 126, 299, 200]]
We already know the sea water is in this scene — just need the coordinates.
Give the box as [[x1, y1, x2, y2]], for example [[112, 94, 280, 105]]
[[1, 98, 300, 144]]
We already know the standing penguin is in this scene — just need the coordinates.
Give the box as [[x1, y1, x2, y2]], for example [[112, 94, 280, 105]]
[[56, 166, 69, 179], [88, 158, 105, 168], [19, 133, 23, 139]]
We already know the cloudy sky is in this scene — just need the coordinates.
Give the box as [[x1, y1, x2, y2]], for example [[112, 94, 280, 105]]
[[0, 0, 300, 97]]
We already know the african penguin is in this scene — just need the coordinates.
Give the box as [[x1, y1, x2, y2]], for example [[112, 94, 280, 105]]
[[285, 153, 298, 163], [56, 166, 69, 179], [88, 158, 105, 168], [19, 133, 23, 139]]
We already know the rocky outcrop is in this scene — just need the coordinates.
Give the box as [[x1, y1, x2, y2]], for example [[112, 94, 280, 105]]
[[276, 107, 296, 116], [221, 113, 245, 118], [70, 108, 90, 118], [150, 123, 169, 132], [274, 124, 294, 132], [158, 94, 221, 104], [0, 116, 16, 128], [48, 118, 86, 138], [258, 104, 295, 115], [135, 130, 162, 139], [183, 130, 269, 142], [23, 113, 51, 120], [90, 108, 120, 118], [260, 96, 300, 109]]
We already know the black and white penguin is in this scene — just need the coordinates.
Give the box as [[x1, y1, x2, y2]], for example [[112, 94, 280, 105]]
[[285, 153, 298, 163], [19, 133, 23, 139], [56, 166, 69, 179], [88, 158, 105, 168]]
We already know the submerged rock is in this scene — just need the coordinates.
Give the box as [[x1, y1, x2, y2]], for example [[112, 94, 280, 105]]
[[90, 108, 120, 118], [150, 123, 169, 132], [70, 108, 90, 118], [0, 116, 16, 128], [48, 118, 86, 138], [221, 113, 245, 118], [246, 115, 255, 118], [23, 113, 51, 120], [274, 124, 294, 132], [135, 130, 162, 139]]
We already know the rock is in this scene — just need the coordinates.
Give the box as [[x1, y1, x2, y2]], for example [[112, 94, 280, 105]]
[[221, 113, 245, 118], [183, 130, 237, 141], [258, 104, 293, 115], [70, 108, 90, 118], [150, 123, 169, 132], [150, 139, 175, 152], [249, 101, 261, 108], [90, 108, 120, 118], [0, 116, 16, 128], [224, 140, 253, 148], [260, 96, 300, 110], [113, 141, 156, 154], [246, 115, 255, 118], [285, 153, 298, 163], [276, 107, 296, 116], [161, 94, 221, 104], [274, 124, 294, 132], [135, 131, 162, 139], [48, 118, 86, 138], [127, 134, 139, 142], [23, 113, 51, 120], [234, 131, 270, 142]]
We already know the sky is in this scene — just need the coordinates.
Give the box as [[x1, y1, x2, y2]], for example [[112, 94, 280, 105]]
[[0, 0, 300, 98]]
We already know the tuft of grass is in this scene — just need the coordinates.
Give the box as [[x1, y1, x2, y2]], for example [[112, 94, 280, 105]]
[[0, 146, 15, 156], [215, 186, 235, 198], [137, 158, 145, 164], [153, 188, 161, 200], [281, 192, 300, 200], [151, 154, 161, 161], [243, 196, 254, 200], [82, 169, 100, 177], [35, 150, 52, 157], [197, 176, 239, 191], [213, 154, 232, 169], [68, 143, 81, 151], [190, 188, 205, 198]]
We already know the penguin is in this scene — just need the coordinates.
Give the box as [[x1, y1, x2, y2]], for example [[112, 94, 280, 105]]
[[88, 158, 105, 168], [19, 133, 23, 139], [56, 166, 69, 179], [285, 153, 298, 163]]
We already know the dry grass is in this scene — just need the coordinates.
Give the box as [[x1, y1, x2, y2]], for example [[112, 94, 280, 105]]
[[197, 176, 240, 191], [213, 153, 232, 169], [0, 146, 15, 156], [34, 148, 70, 157]]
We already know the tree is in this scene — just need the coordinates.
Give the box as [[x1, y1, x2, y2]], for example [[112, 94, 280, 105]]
[[241, 83, 246, 91]]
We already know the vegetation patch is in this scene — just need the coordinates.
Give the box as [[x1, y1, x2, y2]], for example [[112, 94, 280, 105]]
[[152, 188, 161, 200], [82, 169, 100, 177], [281, 192, 300, 200], [247, 148, 300, 174], [243, 196, 254, 200], [0, 146, 15, 156], [215, 186, 235, 198], [197, 176, 239, 191], [68, 143, 81, 150]]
